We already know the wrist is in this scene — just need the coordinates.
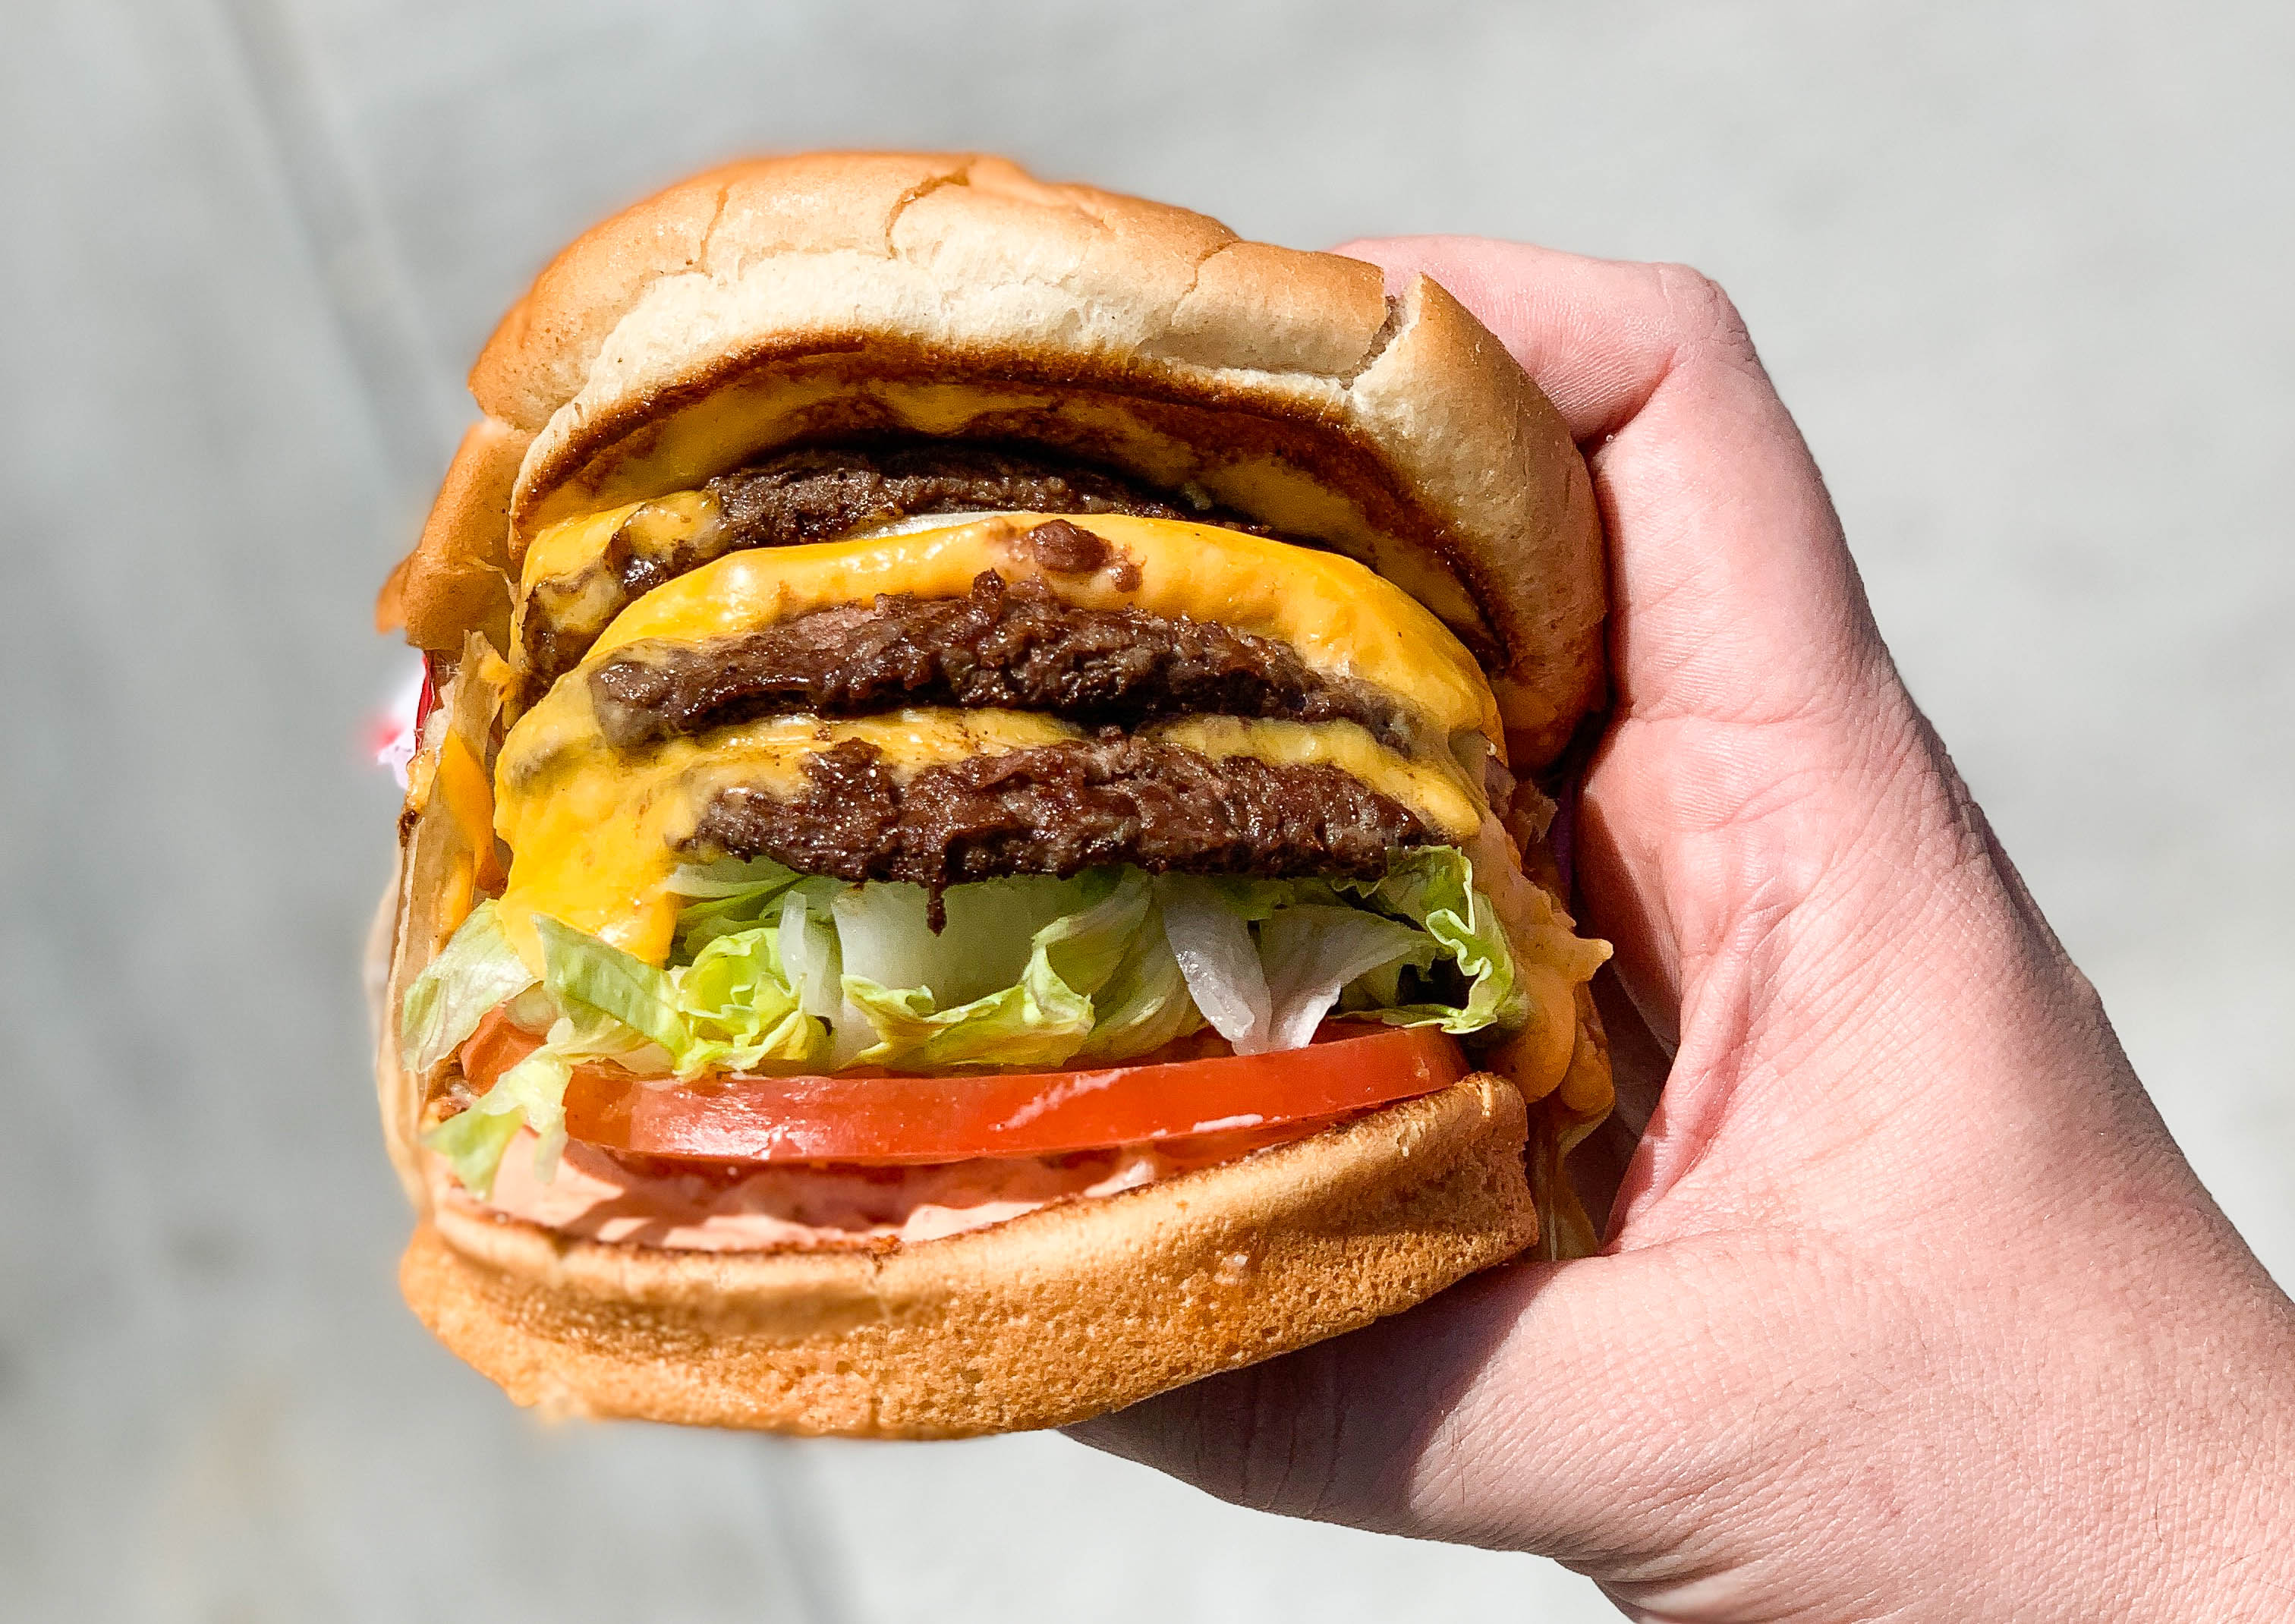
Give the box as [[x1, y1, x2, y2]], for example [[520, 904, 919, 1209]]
[[2148, 1294, 2295, 1619], [2034, 1195, 2295, 1622]]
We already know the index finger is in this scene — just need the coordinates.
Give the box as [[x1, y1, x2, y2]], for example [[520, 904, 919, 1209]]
[[1330, 237, 1734, 444]]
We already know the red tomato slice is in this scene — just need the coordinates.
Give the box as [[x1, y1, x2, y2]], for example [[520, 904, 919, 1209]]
[[456, 1010, 1467, 1165]]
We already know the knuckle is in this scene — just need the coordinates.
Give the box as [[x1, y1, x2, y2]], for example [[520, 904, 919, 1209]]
[[1651, 261, 1757, 363]]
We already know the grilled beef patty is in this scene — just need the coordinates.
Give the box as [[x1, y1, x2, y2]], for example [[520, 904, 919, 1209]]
[[682, 737, 1431, 919], [590, 571, 1413, 751], [521, 443, 1261, 690]]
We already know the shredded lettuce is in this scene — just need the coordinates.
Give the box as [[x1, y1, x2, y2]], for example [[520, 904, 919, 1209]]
[[1160, 877, 1273, 1052], [537, 914, 829, 1075], [776, 890, 842, 1020], [420, 848, 1539, 1196], [397, 900, 537, 1074], [1077, 896, 1203, 1059], [839, 871, 1151, 1069], [422, 1046, 571, 1198], [1333, 847, 1528, 1034], [1255, 904, 1434, 1051], [1156, 850, 1525, 1047], [666, 856, 843, 958]]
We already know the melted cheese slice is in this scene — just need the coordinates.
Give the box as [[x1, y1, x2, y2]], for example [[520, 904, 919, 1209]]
[[494, 708, 1485, 968], [523, 509, 1506, 751], [521, 489, 714, 592]]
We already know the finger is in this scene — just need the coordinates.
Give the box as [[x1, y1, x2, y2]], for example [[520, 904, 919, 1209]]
[[1332, 237, 1692, 444], [1339, 239, 1970, 1201], [1337, 234, 1883, 732], [1067, 1261, 1555, 1545], [1566, 966, 1675, 1238], [1068, 1238, 1774, 1570]]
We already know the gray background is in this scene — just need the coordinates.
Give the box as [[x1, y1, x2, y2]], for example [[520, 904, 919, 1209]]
[[5, 2, 2289, 1619]]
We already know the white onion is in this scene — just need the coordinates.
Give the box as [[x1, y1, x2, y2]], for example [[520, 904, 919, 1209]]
[[1158, 880, 1272, 1053], [777, 892, 842, 1021], [1255, 905, 1428, 1053], [837, 508, 1037, 542]]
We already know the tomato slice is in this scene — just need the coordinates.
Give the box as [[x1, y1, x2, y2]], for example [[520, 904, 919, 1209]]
[[456, 1011, 1467, 1165]]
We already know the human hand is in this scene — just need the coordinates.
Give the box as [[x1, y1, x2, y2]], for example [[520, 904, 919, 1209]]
[[1072, 240, 2295, 1622]]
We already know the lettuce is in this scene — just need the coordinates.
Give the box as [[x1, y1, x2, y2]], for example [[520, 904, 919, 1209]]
[[397, 900, 537, 1074], [422, 1046, 571, 1198], [676, 928, 833, 1069], [1077, 897, 1202, 1059], [1156, 851, 1522, 1046], [776, 890, 842, 1021], [537, 914, 828, 1076], [423, 911, 830, 1196], [421, 848, 1534, 1197], [1254, 904, 1434, 1050], [1159, 877, 1273, 1051], [1333, 847, 1528, 1034], [840, 872, 1153, 1069], [665, 856, 843, 958]]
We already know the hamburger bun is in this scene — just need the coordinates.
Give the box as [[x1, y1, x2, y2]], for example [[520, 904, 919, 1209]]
[[401, 151, 1602, 766], [376, 152, 1612, 1437], [395, 1077, 1533, 1436]]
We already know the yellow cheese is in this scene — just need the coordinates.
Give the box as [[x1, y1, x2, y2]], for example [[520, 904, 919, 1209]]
[[1150, 716, 1482, 838], [493, 708, 1485, 968], [514, 489, 721, 671], [496, 710, 1069, 965], [519, 488, 717, 593], [525, 511, 1506, 753], [434, 730, 502, 892]]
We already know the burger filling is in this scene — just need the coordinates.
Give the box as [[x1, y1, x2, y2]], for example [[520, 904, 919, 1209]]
[[468, 1121, 1333, 1252], [519, 443, 1263, 694], [682, 738, 1430, 907], [586, 567, 1417, 751], [401, 444, 1608, 1250]]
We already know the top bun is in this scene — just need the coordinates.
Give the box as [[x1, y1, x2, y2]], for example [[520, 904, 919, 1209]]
[[460, 153, 1603, 765]]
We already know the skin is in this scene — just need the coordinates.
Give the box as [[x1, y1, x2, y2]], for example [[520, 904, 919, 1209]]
[[1072, 240, 2295, 1622]]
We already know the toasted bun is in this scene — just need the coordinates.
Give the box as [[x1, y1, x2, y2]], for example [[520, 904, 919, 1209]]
[[459, 153, 1603, 765], [399, 1075, 1533, 1437], [382, 418, 529, 654]]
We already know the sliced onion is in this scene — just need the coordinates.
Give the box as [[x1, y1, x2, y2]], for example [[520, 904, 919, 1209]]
[[1256, 905, 1429, 1053], [1158, 879, 1272, 1053]]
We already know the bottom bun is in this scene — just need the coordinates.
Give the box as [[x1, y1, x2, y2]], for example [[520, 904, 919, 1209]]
[[401, 1075, 1535, 1437]]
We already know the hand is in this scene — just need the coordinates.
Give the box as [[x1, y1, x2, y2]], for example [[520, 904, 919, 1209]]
[[1072, 240, 2295, 1622]]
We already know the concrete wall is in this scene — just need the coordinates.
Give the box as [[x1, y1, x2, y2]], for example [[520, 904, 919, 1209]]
[[5, 4, 2287, 1618]]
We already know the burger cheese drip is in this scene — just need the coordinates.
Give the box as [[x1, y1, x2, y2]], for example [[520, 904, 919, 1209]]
[[492, 511, 1506, 962], [512, 442, 1263, 694]]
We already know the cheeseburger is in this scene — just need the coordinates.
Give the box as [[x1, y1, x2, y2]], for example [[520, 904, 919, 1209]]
[[372, 153, 1612, 1437]]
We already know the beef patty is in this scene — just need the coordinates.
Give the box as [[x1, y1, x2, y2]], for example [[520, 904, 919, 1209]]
[[682, 737, 1431, 921], [590, 570, 1414, 752], [521, 442, 1263, 691]]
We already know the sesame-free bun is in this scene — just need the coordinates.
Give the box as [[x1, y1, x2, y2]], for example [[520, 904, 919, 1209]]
[[378, 417, 528, 654], [398, 1075, 1535, 1437], [462, 153, 1604, 765]]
